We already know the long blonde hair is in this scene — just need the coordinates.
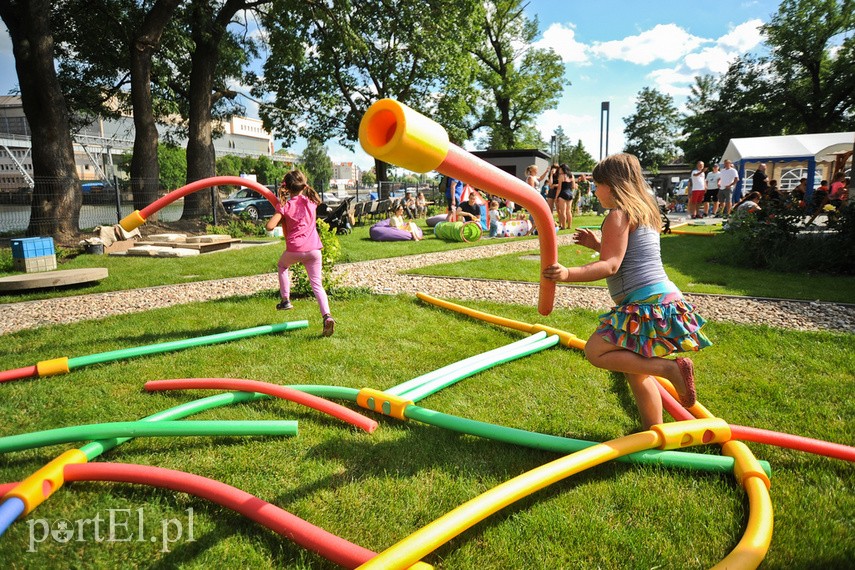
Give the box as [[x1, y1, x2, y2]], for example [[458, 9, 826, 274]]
[[280, 169, 321, 205], [592, 153, 661, 232]]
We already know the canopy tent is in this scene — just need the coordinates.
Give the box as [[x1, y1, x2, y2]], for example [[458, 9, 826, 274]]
[[721, 132, 854, 199]]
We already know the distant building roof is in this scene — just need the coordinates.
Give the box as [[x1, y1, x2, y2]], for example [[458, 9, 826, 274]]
[[722, 132, 854, 163]]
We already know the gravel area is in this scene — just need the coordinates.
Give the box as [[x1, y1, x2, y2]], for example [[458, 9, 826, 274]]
[[2, 235, 854, 335]]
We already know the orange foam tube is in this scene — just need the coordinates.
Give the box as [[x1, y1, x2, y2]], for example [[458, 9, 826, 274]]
[[120, 176, 281, 232], [359, 99, 556, 315]]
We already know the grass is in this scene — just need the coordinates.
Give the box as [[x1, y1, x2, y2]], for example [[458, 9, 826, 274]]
[[0, 294, 853, 568], [3, 214, 854, 304]]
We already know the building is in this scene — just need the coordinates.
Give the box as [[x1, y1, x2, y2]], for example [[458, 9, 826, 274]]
[[332, 161, 360, 188], [0, 96, 294, 193]]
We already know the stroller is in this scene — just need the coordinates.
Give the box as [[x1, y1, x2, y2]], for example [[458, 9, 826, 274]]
[[318, 196, 354, 235]]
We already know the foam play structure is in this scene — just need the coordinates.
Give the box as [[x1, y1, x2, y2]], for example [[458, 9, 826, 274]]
[[433, 220, 481, 242], [369, 218, 424, 241], [358, 98, 557, 316]]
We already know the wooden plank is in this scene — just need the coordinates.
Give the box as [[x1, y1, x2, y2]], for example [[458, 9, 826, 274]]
[[0, 268, 109, 292]]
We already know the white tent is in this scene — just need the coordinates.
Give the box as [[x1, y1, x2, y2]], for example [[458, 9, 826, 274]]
[[721, 132, 854, 197]]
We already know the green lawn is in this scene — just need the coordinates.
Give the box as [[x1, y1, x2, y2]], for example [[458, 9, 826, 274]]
[[3, 214, 853, 304], [0, 295, 853, 568]]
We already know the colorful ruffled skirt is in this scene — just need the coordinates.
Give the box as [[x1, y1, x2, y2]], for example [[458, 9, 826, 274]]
[[596, 281, 712, 358]]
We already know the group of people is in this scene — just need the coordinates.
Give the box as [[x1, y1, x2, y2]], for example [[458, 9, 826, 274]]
[[267, 155, 713, 431], [687, 159, 740, 219], [686, 158, 850, 225]]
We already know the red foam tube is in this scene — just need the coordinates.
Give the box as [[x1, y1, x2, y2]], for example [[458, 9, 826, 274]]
[[144, 378, 378, 433], [659, 382, 854, 462], [139, 176, 280, 220], [0, 365, 38, 383], [439, 145, 557, 316], [0, 482, 16, 495], [730, 424, 855, 462], [62, 462, 376, 568]]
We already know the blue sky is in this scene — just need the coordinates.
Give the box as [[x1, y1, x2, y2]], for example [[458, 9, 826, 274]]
[[0, 0, 782, 169]]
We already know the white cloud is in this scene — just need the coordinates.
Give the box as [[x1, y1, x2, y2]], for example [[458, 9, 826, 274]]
[[647, 67, 696, 98], [533, 22, 589, 64], [717, 19, 764, 51], [684, 46, 736, 74], [591, 24, 707, 65]]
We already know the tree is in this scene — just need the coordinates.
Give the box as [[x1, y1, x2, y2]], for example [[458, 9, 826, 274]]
[[623, 87, 680, 169], [158, 143, 187, 190], [180, 0, 263, 219], [762, 0, 855, 132], [0, 0, 81, 239], [256, 0, 480, 190], [301, 138, 332, 191], [361, 169, 376, 187], [565, 140, 596, 173], [53, 0, 182, 213], [470, 0, 566, 150]]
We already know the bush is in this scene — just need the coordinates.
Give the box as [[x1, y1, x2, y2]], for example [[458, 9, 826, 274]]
[[287, 219, 342, 297], [724, 200, 854, 274], [205, 214, 268, 238]]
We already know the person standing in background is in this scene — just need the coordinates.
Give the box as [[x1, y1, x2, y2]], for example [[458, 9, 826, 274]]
[[703, 163, 721, 217], [688, 161, 706, 219], [718, 159, 740, 216]]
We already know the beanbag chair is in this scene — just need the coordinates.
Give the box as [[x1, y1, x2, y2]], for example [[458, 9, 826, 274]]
[[497, 219, 532, 237], [426, 214, 447, 227], [370, 218, 422, 241]]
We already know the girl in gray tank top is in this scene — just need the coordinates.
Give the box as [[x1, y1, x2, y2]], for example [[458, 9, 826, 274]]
[[543, 153, 711, 429]]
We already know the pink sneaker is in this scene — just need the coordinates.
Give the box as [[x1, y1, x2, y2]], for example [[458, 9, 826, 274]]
[[675, 357, 696, 408]]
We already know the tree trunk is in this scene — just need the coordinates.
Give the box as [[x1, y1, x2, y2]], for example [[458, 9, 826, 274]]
[[182, 40, 219, 219], [129, 0, 182, 217], [0, 0, 80, 241]]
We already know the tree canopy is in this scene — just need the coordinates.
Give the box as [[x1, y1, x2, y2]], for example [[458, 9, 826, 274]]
[[623, 87, 679, 169]]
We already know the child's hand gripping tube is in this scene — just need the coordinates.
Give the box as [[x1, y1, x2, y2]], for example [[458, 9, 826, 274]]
[[359, 99, 557, 315]]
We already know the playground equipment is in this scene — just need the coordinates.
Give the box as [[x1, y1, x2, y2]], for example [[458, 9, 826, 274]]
[[433, 220, 481, 242], [358, 98, 557, 316], [0, 321, 308, 383]]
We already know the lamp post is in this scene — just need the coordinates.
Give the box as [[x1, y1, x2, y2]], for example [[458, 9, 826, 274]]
[[599, 101, 610, 160]]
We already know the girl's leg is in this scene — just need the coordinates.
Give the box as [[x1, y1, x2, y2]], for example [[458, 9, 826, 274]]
[[277, 251, 295, 301], [625, 373, 663, 429], [585, 333, 693, 404], [302, 250, 331, 317]]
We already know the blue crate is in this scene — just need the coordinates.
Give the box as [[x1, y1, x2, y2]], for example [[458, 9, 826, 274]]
[[11, 237, 55, 259]]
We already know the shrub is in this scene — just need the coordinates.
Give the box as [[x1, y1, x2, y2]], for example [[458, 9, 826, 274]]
[[724, 200, 854, 275], [206, 214, 268, 238], [286, 219, 342, 297]]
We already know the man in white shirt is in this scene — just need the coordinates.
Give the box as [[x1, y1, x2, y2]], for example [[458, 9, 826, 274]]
[[689, 161, 706, 219], [703, 163, 721, 217], [717, 159, 740, 216]]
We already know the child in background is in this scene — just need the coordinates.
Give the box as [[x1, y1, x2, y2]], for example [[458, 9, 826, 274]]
[[488, 200, 501, 237], [543, 153, 711, 429], [265, 169, 336, 337], [389, 204, 423, 240]]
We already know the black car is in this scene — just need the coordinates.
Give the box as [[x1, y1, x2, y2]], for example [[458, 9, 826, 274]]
[[222, 188, 277, 220]]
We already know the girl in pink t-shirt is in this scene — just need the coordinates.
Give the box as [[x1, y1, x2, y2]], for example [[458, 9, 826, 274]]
[[265, 170, 335, 336]]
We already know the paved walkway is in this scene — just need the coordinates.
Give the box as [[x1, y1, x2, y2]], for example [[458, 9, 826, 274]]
[[2, 235, 853, 336]]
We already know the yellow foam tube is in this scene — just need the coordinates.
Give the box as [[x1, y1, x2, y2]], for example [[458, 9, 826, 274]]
[[357, 431, 662, 570], [416, 293, 585, 349], [358, 98, 450, 173], [3, 449, 87, 516], [415, 292, 774, 568], [35, 356, 70, 377], [711, 476, 774, 570], [119, 209, 146, 232]]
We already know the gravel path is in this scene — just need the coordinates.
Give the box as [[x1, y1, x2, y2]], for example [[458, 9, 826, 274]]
[[2, 235, 853, 335]]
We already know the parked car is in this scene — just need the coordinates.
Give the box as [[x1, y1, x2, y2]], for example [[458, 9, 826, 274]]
[[321, 192, 343, 205], [222, 188, 276, 220]]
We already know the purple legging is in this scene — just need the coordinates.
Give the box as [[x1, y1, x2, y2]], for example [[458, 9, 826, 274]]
[[277, 249, 330, 317]]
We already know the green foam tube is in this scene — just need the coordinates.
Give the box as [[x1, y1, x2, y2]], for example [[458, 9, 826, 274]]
[[404, 405, 771, 476], [67, 321, 308, 369], [80, 391, 269, 460], [1, 420, 297, 454]]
